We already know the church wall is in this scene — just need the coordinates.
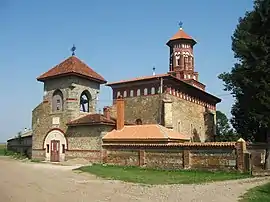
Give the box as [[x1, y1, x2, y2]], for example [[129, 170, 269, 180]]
[[65, 125, 114, 162], [166, 94, 216, 142], [32, 75, 102, 161]]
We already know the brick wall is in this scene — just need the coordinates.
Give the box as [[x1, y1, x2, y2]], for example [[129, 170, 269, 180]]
[[102, 140, 247, 172]]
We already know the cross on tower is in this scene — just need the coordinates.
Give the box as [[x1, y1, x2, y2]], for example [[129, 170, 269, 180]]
[[178, 21, 183, 29], [71, 44, 76, 56]]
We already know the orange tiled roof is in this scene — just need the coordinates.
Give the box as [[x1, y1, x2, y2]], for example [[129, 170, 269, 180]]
[[102, 142, 237, 147], [67, 113, 135, 126], [106, 74, 169, 86], [67, 114, 115, 126], [37, 56, 106, 83], [102, 124, 190, 141], [169, 28, 194, 41]]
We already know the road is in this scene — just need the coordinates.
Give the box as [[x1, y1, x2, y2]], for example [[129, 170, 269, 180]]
[[0, 156, 269, 202]]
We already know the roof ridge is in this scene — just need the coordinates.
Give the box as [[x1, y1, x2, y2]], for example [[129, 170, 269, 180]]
[[157, 125, 169, 139]]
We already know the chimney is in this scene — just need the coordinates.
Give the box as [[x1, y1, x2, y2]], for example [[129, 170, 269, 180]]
[[116, 95, 125, 130], [103, 106, 110, 119]]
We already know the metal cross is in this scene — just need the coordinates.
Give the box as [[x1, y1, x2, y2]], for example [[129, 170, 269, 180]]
[[178, 21, 183, 29], [71, 44, 76, 56]]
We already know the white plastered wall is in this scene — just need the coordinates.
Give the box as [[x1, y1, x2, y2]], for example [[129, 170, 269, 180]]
[[43, 129, 67, 162]]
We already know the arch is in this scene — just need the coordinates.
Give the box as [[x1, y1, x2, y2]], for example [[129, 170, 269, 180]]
[[80, 90, 91, 112], [52, 89, 63, 112], [135, 118, 142, 125], [43, 129, 67, 162]]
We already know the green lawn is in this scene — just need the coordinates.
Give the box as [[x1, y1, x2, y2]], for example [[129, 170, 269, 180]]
[[0, 144, 6, 156], [76, 164, 251, 185], [239, 182, 270, 202]]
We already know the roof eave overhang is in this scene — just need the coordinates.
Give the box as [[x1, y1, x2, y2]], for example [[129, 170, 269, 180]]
[[37, 72, 107, 84], [67, 122, 115, 127]]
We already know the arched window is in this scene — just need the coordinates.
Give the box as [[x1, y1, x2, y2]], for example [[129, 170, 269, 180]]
[[144, 88, 148, 95], [135, 119, 142, 125], [80, 90, 91, 112], [137, 89, 141, 96], [123, 91, 127, 97], [130, 90, 134, 97], [52, 89, 63, 112], [151, 87, 155, 95]]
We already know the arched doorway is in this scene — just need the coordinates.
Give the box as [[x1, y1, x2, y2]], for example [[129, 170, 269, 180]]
[[43, 129, 67, 162]]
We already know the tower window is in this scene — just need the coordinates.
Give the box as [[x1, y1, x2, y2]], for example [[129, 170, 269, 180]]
[[151, 87, 155, 95], [52, 89, 63, 112], [144, 88, 148, 95], [136, 89, 141, 96], [130, 90, 134, 97], [80, 90, 91, 112]]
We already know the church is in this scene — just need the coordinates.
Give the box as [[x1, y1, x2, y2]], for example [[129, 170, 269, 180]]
[[31, 25, 221, 162]]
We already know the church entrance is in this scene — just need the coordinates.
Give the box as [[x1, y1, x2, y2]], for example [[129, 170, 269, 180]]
[[44, 129, 67, 162], [50, 140, 60, 162]]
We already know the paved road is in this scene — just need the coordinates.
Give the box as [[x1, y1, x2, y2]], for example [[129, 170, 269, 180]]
[[0, 157, 269, 202]]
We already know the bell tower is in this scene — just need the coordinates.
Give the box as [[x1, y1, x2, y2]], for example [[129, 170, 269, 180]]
[[166, 22, 199, 81]]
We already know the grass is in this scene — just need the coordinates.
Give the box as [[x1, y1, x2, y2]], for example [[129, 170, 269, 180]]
[[76, 164, 251, 185], [0, 144, 6, 156], [239, 182, 270, 202]]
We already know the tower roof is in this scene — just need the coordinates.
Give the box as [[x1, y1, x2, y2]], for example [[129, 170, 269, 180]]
[[37, 56, 107, 84], [167, 28, 196, 46]]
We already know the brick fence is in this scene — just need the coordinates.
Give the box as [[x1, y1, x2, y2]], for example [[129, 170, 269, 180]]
[[102, 139, 248, 172]]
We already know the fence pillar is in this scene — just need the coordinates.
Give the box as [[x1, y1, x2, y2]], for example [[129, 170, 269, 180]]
[[183, 149, 190, 169], [236, 138, 247, 172], [139, 150, 145, 167], [102, 149, 107, 163]]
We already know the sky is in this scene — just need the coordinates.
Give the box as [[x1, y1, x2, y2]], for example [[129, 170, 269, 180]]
[[0, 0, 254, 142]]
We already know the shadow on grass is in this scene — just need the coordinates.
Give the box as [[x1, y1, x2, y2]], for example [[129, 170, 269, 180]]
[[74, 164, 252, 185]]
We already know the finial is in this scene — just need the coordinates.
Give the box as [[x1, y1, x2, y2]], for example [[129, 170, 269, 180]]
[[71, 44, 76, 56], [152, 66, 156, 76], [178, 21, 183, 30]]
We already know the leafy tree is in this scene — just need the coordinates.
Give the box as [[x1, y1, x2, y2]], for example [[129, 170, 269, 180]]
[[215, 110, 239, 142], [218, 0, 270, 168]]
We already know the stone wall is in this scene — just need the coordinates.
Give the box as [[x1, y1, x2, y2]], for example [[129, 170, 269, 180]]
[[32, 75, 102, 160], [110, 92, 216, 142], [102, 140, 247, 172]]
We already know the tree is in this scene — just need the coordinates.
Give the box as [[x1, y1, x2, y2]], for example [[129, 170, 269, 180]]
[[218, 0, 270, 168], [215, 111, 239, 142]]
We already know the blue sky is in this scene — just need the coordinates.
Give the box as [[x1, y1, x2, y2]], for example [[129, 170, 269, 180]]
[[0, 0, 253, 141]]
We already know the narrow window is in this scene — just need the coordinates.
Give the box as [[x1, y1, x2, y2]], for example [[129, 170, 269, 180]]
[[123, 91, 127, 97], [177, 121, 181, 133], [62, 144, 65, 154], [130, 90, 134, 97], [52, 90, 63, 112], [151, 87, 155, 95], [137, 89, 141, 96], [144, 88, 148, 95], [80, 90, 91, 112], [117, 91, 121, 97], [46, 144, 49, 153]]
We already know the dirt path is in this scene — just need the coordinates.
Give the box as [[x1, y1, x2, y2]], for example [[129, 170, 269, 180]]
[[0, 157, 269, 202]]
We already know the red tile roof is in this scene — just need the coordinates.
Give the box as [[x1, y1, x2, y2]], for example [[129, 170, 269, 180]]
[[67, 113, 134, 126], [67, 114, 115, 126], [102, 142, 237, 147], [106, 74, 169, 86], [166, 28, 196, 45], [102, 124, 190, 142], [37, 56, 106, 83], [169, 29, 194, 41]]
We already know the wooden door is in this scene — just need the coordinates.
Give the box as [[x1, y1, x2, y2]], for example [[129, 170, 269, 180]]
[[50, 140, 60, 162]]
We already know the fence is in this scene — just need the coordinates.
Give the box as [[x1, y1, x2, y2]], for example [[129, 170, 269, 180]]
[[102, 139, 248, 172]]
